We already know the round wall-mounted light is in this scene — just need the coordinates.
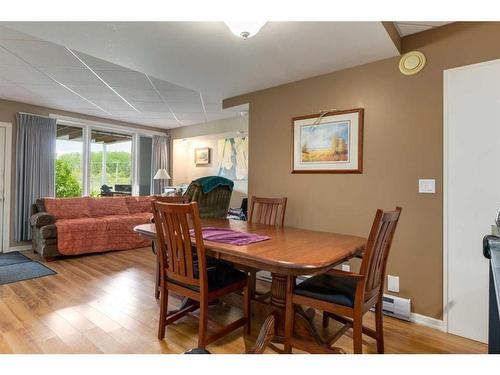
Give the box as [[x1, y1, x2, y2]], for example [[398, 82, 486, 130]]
[[224, 21, 267, 39], [399, 51, 426, 75]]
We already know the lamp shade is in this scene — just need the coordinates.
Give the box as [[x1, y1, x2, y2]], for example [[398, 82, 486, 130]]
[[153, 169, 171, 180]]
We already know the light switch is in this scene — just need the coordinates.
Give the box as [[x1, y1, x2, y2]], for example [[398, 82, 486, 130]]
[[418, 179, 436, 194]]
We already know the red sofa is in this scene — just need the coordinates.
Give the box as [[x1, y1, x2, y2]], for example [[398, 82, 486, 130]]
[[34, 196, 153, 257]]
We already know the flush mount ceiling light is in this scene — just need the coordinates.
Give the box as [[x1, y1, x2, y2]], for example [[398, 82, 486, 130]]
[[399, 51, 426, 75], [224, 21, 267, 39]]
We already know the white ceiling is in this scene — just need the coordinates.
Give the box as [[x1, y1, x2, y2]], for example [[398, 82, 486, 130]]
[[0, 22, 403, 129], [0, 25, 243, 129], [394, 22, 452, 37]]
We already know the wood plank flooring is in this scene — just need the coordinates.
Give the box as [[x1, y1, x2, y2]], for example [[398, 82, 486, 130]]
[[0, 247, 487, 354]]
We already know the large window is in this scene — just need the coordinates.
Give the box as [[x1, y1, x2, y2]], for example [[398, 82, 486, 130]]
[[56, 125, 84, 198], [90, 129, 132, 196], [54, 118, 156, 197]]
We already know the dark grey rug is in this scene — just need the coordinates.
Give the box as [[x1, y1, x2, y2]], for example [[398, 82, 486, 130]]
[[0, 251, 56, 285]]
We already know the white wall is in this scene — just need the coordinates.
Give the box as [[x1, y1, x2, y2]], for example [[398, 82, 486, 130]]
[[171, 116, 248, 208]]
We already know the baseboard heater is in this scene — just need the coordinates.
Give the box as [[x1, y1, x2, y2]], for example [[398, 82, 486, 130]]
[[258, 272, 411, 321], [371, 294, 411, 321]]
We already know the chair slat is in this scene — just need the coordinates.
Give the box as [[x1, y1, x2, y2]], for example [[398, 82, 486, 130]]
[[249, 196, 287, 227]]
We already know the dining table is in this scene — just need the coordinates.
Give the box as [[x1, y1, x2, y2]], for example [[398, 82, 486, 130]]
[[134, 218, 366, 354]]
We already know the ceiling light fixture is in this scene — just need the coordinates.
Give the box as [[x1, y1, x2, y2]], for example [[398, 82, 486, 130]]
[[224, 21, 267, 39]]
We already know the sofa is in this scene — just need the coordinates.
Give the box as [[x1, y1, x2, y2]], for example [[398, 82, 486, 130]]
[[30, 196, 153, 259]]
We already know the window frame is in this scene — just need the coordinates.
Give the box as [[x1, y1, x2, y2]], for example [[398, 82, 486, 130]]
[[52, 114, 165, 197]]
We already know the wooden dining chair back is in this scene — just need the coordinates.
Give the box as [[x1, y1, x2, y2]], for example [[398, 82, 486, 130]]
[[285, 207, 402, 354], [152, 201, 250, 349], [153, 201, 207, 291], [359, 207, 402, 302], [249, 196, 287, 227], [151, 195, 190, 299], [154, 195, 190, 204]]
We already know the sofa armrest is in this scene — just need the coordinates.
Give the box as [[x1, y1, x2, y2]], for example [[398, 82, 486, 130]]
[[30, 212, 56, 228]]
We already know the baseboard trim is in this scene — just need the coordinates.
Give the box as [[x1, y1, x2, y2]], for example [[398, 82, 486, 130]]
[[6, 244, 33, 253], [410, 313, 445, 332]]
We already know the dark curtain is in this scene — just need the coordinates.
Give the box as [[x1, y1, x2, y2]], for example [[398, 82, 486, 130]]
[[14, 113, 56, 241], [151, 134, 170, 195]]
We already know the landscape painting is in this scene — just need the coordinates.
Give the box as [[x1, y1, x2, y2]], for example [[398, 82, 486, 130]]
[[300, 121, 350, 163], [292, 108, 363, 173]]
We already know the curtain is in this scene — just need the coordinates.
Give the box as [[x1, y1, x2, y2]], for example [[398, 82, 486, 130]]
[[151, 134, 170, 195], [14, 113, 56, 241]]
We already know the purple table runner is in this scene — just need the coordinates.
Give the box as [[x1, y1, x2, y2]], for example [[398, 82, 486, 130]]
[[189, 227, 270, 246]]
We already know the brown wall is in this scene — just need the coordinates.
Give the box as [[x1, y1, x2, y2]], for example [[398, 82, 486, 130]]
[[224, 22, 500, 319], [0, 98, 166, 248]]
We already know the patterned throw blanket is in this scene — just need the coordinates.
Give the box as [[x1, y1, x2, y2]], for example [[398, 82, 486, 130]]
[[44, 196, 153, 255]]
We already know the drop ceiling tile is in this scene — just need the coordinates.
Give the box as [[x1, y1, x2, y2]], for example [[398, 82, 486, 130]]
[[0, 25, 40, 41], [115, 88, 162, 102], [0, 65, 57, 85], [74, 51, 134, 72], [69, 86, 119, 101], [203, 102, 222, 112], [21, 84, 74, 97], [159, 90, 201, 102], [0, 40, 82, 68], [169, 101, 203, 113], [129, 101, 172, 112], [0, 47, 26, 66], [175, 112, 207, 121], [94, 70, 152, 90], [39, 67, 105, 87], [90, 99, 135, 111], [149, 77, 187, 91]]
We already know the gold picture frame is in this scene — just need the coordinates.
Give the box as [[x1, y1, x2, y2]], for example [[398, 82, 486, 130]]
[[291, 108, 363, 174]]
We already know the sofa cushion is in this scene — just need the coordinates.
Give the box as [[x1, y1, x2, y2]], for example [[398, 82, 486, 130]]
[[88, 197, 129, 217], [125, 196, 153, 214], [44, 197, 91, 220]]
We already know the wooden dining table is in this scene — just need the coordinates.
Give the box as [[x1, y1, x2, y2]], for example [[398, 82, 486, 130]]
[[134, 218, 366, 353]]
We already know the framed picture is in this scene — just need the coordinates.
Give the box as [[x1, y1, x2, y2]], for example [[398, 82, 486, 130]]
[[194, 147, 210, 165], [292, 108, 363, 173]]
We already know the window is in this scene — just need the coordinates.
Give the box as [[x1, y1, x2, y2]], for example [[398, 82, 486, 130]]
[[90, 129, 132, 196], [53, 117, 158, 197], [55, 125, 84, 197]]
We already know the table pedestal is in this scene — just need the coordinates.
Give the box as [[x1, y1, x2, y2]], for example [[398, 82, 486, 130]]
[[248, 274, 344, 354]]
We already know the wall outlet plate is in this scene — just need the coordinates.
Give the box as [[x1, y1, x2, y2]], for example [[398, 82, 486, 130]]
[[388, 275, 399, 293], [341, 263, 351, 272]]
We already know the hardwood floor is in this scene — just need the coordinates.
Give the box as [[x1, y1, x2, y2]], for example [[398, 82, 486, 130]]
[[0, 247, 487, 354]]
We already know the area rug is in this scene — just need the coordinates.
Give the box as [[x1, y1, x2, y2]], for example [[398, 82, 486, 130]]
[[0, 251, 56, 285]]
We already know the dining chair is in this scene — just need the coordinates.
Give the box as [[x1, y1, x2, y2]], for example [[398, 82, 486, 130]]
[[247, 196, 288, 301], [248, 196, 288, 227], [284, 207, 402, 354], [152, 195, 190, 299], [153, 201, 251, 349]]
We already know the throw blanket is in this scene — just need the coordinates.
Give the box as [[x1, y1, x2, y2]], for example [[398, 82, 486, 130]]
[[56, 213, 152, 255], [190, 227, 270, 246], [193, 176, 234, 194]]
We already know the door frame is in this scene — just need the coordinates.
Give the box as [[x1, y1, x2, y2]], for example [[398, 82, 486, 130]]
[[443, 58, 500, 336], [0, 121, 12, 253]]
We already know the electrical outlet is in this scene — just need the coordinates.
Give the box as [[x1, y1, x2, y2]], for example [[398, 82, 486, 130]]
[[341, 263, 351, 272], [388, 275, 399, 293]]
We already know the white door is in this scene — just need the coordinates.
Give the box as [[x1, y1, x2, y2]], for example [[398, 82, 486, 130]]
[[0, 126, 5, 253], [444, 59, 500, 343]]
